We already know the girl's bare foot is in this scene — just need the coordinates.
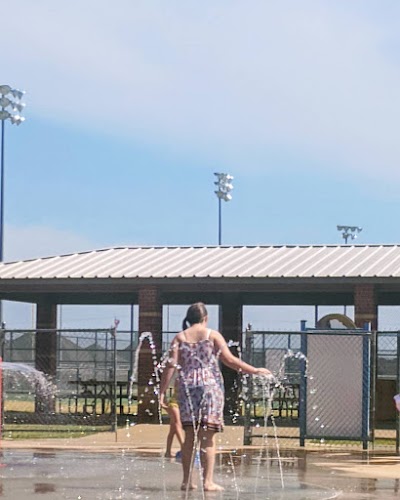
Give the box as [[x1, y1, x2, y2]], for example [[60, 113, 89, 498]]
[[164, 452, 172, 458], [203, 483, 224, 491], [181, 483, 197, 491]]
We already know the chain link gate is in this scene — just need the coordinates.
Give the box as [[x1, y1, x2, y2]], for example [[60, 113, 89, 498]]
[[299, 329, 371, 449]]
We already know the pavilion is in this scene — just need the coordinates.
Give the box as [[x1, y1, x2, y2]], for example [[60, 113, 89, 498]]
[[0, 244, 399, 420]]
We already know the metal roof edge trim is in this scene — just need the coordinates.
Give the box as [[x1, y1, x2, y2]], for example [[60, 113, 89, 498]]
[[2, 244, 400, 266]]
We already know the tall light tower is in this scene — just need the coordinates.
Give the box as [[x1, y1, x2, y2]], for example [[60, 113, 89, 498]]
[[337, 225, 362, 244], [0, 84, 26, 324], [214, 172, 233, 245]]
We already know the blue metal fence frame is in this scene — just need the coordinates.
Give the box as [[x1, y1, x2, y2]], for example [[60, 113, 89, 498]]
[[299, 328, 371, 448]]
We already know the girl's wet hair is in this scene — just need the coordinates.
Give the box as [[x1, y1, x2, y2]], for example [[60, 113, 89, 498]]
[[182, 302, 208, 330]]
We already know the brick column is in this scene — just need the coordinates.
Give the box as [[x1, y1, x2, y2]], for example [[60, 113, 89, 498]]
[[137, 286, 162, 423], [35, 303, 57, 412], [35, 304, 57, 377], [354, 284, 377, 330], [219, 295, 243, 419]]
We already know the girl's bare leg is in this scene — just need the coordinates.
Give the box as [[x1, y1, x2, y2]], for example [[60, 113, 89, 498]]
[[165, 406, 183, 457], [173, 408, 185, 448], [181, 427, 197, 490], [165, 407, 176, 457], [199, 429, 224, 491], [165, 428, 174, 457]]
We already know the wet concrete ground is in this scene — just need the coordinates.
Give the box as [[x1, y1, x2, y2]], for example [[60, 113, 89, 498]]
[[0, 426, 399, 499], [0, 448, 399, 499]]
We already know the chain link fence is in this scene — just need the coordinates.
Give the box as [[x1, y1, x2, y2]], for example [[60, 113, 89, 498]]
[[1, 328, 139, 436], [1, 326, 400, 451], [375, 331, 400, 450]]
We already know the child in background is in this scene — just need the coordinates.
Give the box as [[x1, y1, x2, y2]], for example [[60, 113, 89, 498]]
[[162, 377, 184, 458]]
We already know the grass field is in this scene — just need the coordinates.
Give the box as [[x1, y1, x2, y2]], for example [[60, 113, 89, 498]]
[[4, 397, 138, 415], [3, 423, 111, 439]]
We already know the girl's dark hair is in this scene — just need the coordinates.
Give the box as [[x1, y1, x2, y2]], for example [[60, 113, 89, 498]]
[[182, 302, 208, 330]]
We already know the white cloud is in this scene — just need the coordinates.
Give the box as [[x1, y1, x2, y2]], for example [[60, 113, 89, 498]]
[[2, 1, 400, 180]]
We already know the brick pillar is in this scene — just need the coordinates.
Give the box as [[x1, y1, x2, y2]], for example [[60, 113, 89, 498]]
[[354, 284, 377, 330], [35, 304, 57, 376], [137, 286, 162, 423], [219, 295, 243, 419], [35, 303, 57, 412]]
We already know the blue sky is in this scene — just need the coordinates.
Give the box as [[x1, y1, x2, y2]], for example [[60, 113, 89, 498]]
[[2, 1, 400, 331]]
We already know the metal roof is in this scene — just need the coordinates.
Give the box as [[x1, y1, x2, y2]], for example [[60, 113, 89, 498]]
[[1, 245, 400, 280]]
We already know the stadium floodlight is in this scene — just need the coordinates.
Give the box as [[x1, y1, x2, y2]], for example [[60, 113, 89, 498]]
[[214, 172, 234, 245], [0, 84, 26, 324], [337, 225, 362, 244]]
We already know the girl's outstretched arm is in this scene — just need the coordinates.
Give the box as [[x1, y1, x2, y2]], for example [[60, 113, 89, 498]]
[[212, 330, 272, 376]]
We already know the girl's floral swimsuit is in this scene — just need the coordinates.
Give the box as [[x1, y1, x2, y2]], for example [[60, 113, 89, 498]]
[[177, 329, 225, 432]]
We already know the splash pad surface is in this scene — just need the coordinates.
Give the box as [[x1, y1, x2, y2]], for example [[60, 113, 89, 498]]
[[0, 426, 399, 500], [0, 449, 399, 499]]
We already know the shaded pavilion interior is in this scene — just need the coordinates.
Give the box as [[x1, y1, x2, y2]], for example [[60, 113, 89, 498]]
[[1, 244, 400, 421]]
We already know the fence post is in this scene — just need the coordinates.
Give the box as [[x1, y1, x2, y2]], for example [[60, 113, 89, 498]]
[[112, 320, 119, 439], [362, 332, 371, 450], [370, 330, 377, 450], [243, 324, 253, 445], [299, 331, 308, 447]]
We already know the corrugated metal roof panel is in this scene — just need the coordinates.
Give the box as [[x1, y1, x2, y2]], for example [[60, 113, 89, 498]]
[[312, 246, 371, 277], [331, 246, 383, 277], [370, 246, 400, 276], [293, 246, 345, 277], [2, 245, 400, 280]]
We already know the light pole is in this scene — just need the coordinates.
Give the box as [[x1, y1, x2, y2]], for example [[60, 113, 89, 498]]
[[0, 84, 26, 325], [214, 172, 233, 245], [337, 225, 362, 244]]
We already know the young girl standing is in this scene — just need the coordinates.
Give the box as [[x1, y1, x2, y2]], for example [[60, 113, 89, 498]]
[[159, 302, 271, 491]]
